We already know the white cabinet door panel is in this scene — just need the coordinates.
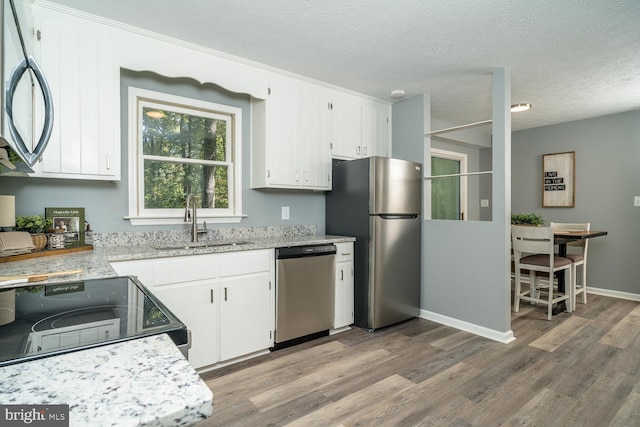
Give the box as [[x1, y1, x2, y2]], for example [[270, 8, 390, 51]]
[[219, 272, 272, 361], [151, 281, 219, 370]]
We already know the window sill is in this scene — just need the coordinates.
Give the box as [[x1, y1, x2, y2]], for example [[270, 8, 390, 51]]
[[125, 214, 246, 226]]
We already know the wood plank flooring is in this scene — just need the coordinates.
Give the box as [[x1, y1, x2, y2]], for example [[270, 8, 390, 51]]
[[197, 293, 640, 426]]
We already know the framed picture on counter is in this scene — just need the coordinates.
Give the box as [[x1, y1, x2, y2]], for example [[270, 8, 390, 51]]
[[45, 207, 85, 246], [542, 151, 575, 207]]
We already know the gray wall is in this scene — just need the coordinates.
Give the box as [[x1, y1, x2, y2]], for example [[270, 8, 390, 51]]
[[392, 95, 425, 163], [1, 70, 327, 234], [392, 71, 512, 338], [512, 110, 640, 295]]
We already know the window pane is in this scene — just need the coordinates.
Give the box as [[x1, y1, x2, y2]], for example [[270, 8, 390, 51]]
[[144, 160, 229, 209], [142, 107, 227, 162]]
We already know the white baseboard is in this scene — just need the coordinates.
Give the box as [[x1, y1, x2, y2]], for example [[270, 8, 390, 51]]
[[586, 287, 640, 302], [419, 309, 516, 344]]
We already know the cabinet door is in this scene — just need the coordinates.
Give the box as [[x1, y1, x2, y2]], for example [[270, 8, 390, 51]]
[[264, 76, 300, 187], [330, 91, 362, 159], [334, 260, 355, 329], [151, 281, 219, 370], [362, 101, 391, 158], [219, 272, 272, 361], [300, 84, 331, 190], [31, 6, 120, 180], [334, 242, 354, 329]]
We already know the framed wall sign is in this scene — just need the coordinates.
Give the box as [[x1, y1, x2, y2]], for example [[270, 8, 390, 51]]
[[542, 151, 575, 207]]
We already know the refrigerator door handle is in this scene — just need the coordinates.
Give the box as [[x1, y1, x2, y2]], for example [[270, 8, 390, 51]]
[[378, 214, 419, 220]]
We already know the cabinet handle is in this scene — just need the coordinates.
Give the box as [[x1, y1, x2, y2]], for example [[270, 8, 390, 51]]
[[296, 171, 299, 182], [210, 289, 214, 303], [341, 270, 344, 281], [341, 252, 351, 256], [363, 146, 368, 156], [224, 287, 228, 301], [356, 146, 360, 155], [267, 169, 271, 178], [305, 171, 308, 182], [106, 155, 110, 170]]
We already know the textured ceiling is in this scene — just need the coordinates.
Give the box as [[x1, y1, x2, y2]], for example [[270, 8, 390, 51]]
[[45, 0, 640, 132]]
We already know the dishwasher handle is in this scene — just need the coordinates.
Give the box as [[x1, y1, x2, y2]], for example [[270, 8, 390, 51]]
[[276, 244, 336, 259]]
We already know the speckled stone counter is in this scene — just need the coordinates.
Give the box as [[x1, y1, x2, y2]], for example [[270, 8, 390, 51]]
[[0, 233, 355, 287], [0, 334, 213, 426]]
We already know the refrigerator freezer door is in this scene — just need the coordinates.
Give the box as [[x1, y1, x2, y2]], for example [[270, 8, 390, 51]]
[[370, 157, 422, 215], [367, 214, 421, 330]]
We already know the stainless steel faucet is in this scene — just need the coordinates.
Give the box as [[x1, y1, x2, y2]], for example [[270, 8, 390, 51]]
[[184, 193, 207, 242]]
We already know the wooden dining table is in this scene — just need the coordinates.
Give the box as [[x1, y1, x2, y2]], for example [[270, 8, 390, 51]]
[[552, 229, 608, 314]]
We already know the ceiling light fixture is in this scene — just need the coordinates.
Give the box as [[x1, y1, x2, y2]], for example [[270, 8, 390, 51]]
[[145, 110, 166, 119], [390, 89, 405, 99], [510, 103, 532, 113]]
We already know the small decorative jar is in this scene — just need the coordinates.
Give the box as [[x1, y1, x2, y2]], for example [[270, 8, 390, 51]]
[[48, 233, 66, 249]]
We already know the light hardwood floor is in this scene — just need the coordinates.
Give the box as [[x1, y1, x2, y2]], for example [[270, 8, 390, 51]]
[[198, 293, 640, 426]]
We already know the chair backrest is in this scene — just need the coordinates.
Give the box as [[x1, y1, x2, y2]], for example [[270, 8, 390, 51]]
[[511, 225, 554, 258], [550, 222, 590, 254]]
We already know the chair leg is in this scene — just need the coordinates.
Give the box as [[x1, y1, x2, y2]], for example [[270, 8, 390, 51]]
[[567, 267, 574, 313], [581, 264, 588, 304], [513, 272, 521, 313], [530, 271, 537, 303], [570, 265, 577, 311], [547, 273, 553, 320]]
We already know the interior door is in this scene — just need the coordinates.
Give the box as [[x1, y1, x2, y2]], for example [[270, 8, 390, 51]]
[[431, 156, 460, 220]]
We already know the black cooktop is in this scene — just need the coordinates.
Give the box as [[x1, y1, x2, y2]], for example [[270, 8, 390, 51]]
[[0, 276, 187, 367]]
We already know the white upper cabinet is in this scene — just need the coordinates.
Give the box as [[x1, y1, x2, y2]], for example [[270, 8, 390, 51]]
[[30, 5, 120, 180], [251, 73, 331, 190], [362, 100, 391, 158], [330, 91, 391, 160]]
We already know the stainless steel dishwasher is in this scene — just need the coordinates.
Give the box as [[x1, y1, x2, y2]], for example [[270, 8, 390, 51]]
[[274, 244, 336, 349]]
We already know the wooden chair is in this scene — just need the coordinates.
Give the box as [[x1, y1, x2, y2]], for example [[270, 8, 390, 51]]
[[550, 222, 590, 308], [512, 225, 573, 320]]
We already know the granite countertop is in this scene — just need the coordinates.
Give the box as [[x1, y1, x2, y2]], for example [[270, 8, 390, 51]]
[[0, 234, 355, 287], [0, 333, 213, 426], [0, 230, 352, 426]]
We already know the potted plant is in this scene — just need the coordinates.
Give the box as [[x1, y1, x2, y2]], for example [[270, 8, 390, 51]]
[[14, 215, 53, 250], [511, 213, 545, 226]]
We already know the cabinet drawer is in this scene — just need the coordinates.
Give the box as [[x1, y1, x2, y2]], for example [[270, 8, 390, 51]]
[[335, 242, 354, 263], [154, 254, 220, 285], [219, 250, 272, 277]]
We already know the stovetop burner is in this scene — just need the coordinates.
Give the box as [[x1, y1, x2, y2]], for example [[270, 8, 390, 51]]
[[0, 276, 187, 367]]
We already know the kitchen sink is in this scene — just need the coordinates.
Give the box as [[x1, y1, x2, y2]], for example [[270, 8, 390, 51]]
[[154, 241, 252, 251]]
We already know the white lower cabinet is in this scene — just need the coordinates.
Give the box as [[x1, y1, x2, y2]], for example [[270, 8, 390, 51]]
[[151, 280, 219, 370], [110, 249, 274, 371], [219, 272, 272, 361], [333, 242, 354, 329]]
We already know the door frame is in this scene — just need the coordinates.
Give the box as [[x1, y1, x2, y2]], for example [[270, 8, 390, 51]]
[[430, 148, 468, 221]]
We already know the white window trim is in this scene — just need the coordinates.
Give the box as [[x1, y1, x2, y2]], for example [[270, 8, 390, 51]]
[[430, 148, 468, 221], [126, 87, 244, 225]]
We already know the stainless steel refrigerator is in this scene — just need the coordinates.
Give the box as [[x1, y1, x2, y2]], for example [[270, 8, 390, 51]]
[[326, 156, 422, 331]]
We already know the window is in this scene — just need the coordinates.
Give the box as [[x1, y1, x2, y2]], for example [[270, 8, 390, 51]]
[[127, 88, 242, 224]]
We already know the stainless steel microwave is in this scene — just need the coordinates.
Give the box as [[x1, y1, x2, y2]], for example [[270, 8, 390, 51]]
[[1, 0, 54, 174]]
